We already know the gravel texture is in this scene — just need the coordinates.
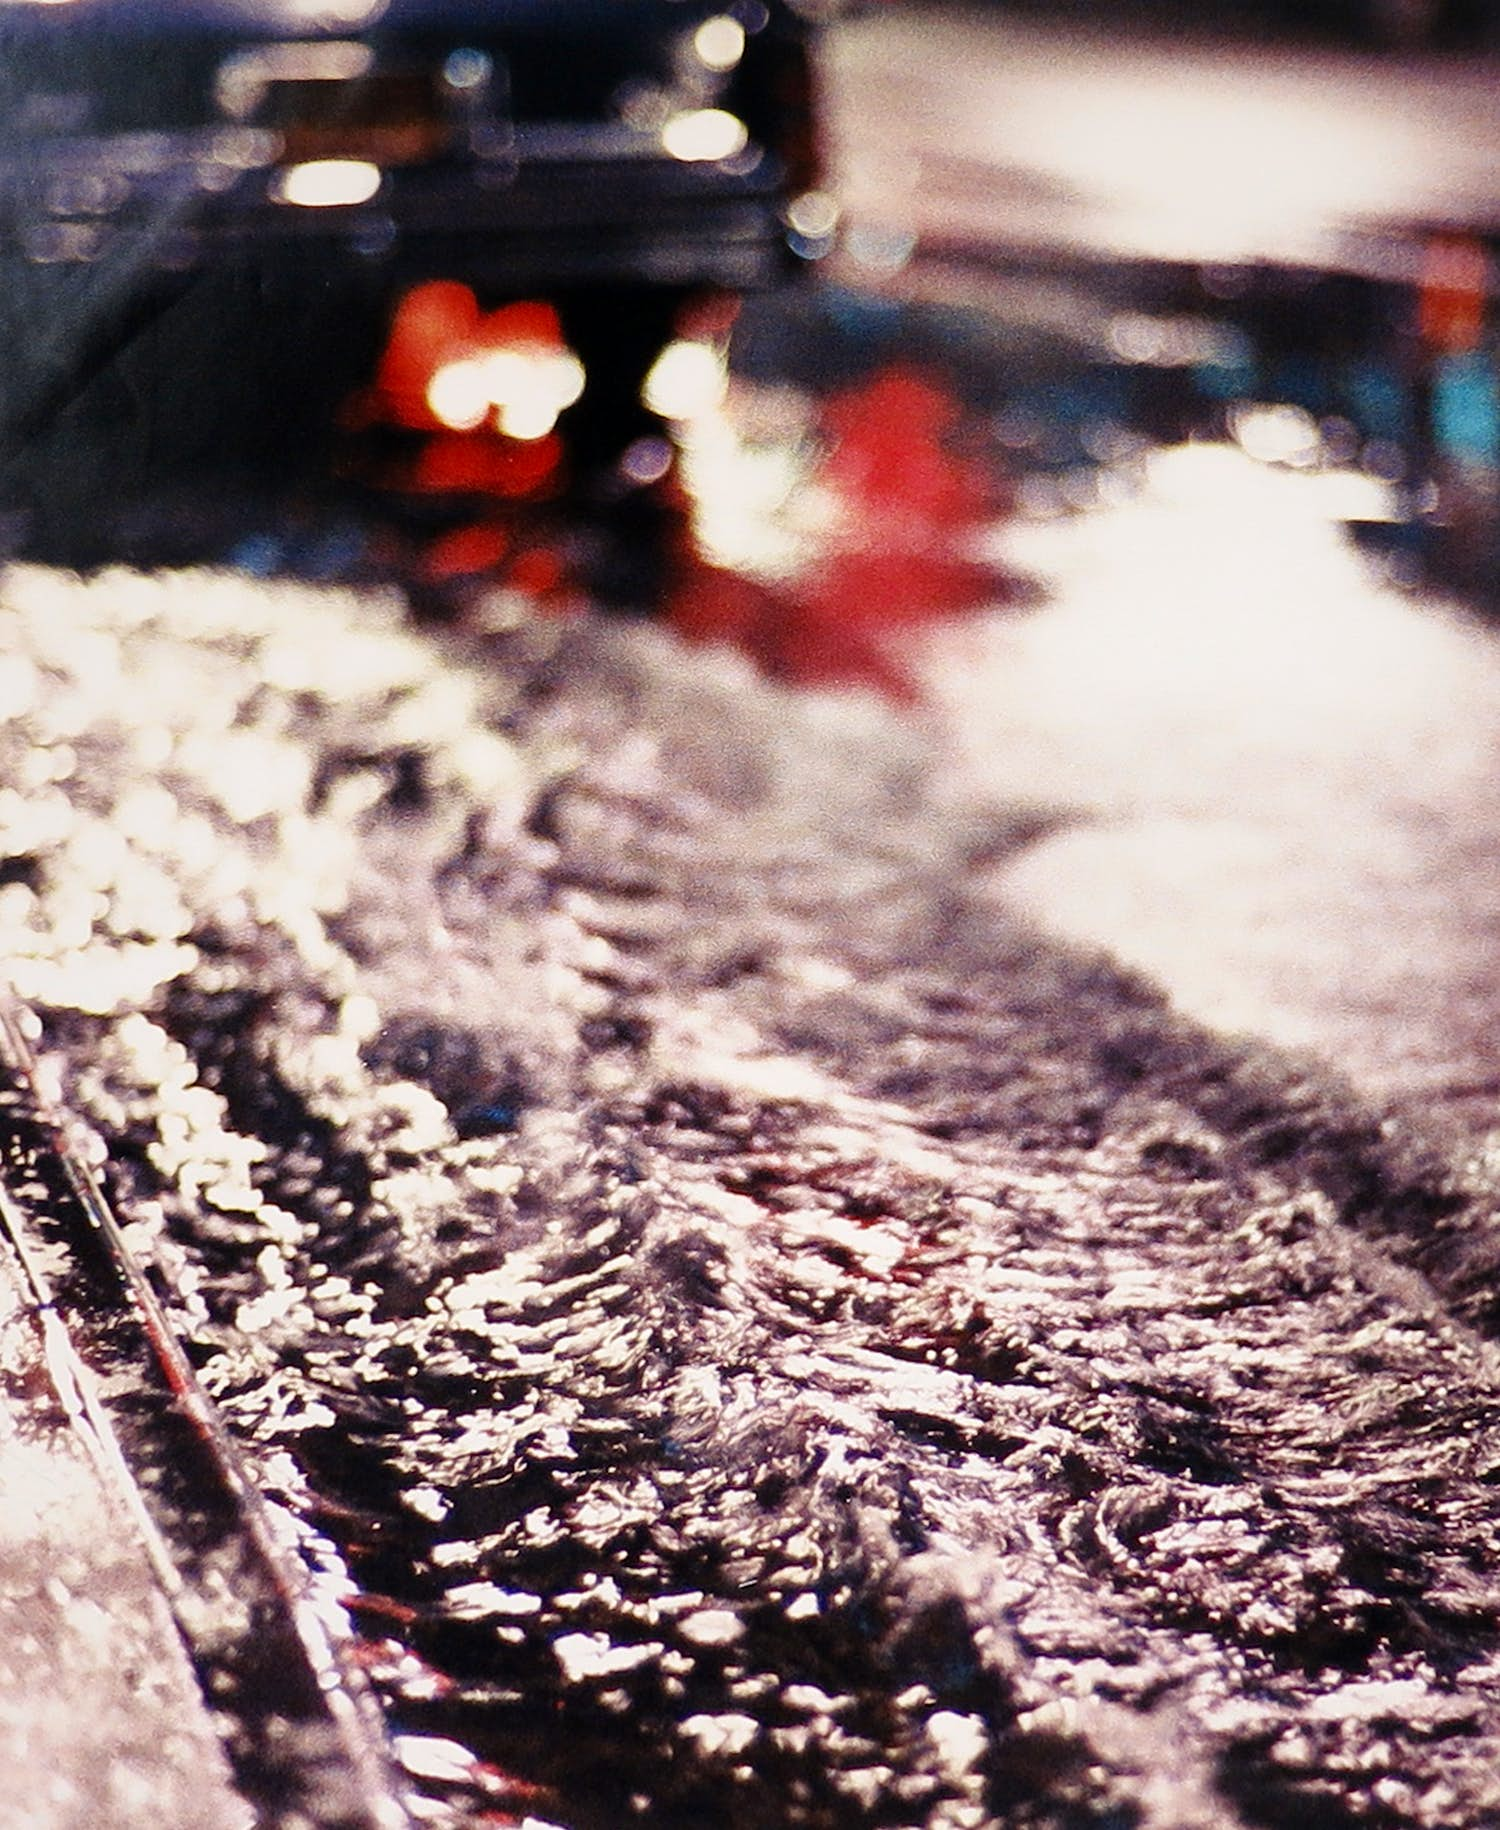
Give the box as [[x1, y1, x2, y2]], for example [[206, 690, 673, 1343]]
[[2, 563, 1499, 1829]]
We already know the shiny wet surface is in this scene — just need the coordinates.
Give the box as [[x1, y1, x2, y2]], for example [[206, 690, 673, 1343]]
[[11, 562, 1500, 1829], [6, 6, 1500, 1826], [920, 441, 1500, 1142]]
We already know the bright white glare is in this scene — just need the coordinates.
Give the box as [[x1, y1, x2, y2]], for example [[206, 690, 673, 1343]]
[[860, 13, 1500, 270], [786, 190, 840, 240], [480, 349, 585, 412], [1303, 469, 1403, 523], [930, 438, 1499, 1072], [672, 379, 832, 578], [430, 345, 585, 439], [547, 353, 586, 408], [694, 16, 746, 71], [478, 350, 536, 406], [661, 108, 749, 163], [271, 158, 382, 208], [497, 397, 560, 442], [990, 57, 1423, 267], [643, 340, 727, 421], [426, 359, 491, 431], [486, 348, 585, 439], [1231, 403, 1322, 468]]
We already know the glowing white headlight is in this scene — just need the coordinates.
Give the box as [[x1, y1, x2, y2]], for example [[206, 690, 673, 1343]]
[[426, 359, 492, 431], [271, 159, 382, 208], [694, 16, 746, 71], [643, 340, 727, 421], [661, 109, 749, 164]]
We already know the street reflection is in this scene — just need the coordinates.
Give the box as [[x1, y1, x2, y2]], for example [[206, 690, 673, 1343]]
[[343, 285, 1022, 695], [665, 363, 1016, 698], [922, 432, 1500, 1119]]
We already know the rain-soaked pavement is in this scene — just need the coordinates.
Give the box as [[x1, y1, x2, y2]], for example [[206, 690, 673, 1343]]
[[9, 5, 1500, 1828], [921, 441, 1500, 1142]]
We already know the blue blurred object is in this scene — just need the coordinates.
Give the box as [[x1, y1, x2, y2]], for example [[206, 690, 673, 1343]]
[[1431, 349, 1500, 473]]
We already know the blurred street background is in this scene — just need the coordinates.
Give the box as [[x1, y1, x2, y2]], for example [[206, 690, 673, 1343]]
[[810, 0, 1500, 1149]]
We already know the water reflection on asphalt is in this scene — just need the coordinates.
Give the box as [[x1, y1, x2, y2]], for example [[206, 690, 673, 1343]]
[[918, 437, 1500, 1146], [617, 207, 1495, 710], [6, 76, 1496, 1146], [656, 229, 1500, 1152], [372, 230, 1495, 699]]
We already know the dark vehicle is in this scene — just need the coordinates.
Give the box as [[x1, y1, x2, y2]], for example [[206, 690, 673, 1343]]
[[0, 0, 839, 551], [1277, 0, 1496, 43]]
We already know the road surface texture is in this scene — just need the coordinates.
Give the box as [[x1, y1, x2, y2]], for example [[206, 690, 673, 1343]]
[[6, 5, 1500, 1827], [1, 547, 1500, 1828], [921, 442, 1500, 1155], [0, 1239, 250, 1830]]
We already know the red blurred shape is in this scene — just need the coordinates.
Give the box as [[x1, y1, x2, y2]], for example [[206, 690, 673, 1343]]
[[412, 429, 563, 498], [666, 558, 771, 650], [669, 363, 1013, 700], [371, 284, 571, 434], [483, 298, 564, 349], [1419, 232, 1491, 355], [819, 367, 992, 529], [507, 544, 567, 599], [376, 280, 484, 429], [761, 589, 925, 702], [423, 520, 512, 580]]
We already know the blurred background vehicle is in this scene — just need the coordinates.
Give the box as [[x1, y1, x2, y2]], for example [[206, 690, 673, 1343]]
[[0, 0, 842, 563]]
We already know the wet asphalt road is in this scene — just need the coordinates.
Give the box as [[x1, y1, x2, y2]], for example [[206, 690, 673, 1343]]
[[13, 559, 1500, 1830], [821, 2, 1500, 1148], [9, 6, 1500, 1828], [921, 441, 1500, 1148]]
